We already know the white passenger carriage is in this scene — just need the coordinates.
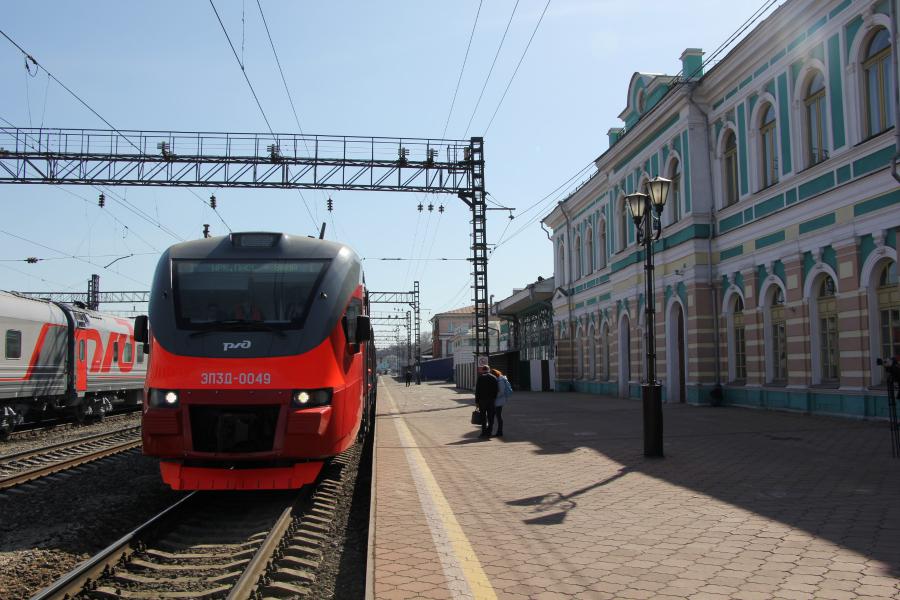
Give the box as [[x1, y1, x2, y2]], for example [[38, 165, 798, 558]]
[[0, 291, 146, 437]]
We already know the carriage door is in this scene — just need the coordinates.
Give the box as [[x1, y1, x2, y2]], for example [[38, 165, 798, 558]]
[[75, 332, 87, 392]]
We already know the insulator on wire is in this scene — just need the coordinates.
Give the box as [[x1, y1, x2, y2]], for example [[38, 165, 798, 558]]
[[209, 194, 217, 209], [417, 203, 423, 212], [25, 257, 38, 264], [438, 204, 445, 213], [428, 203, 434, 212], [98, 193, 105, 208], [327, 197, 334, 212]]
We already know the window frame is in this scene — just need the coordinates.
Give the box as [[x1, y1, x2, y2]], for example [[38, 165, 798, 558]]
[[862, 28, 894, 138], [723, 130, 739, 206], [760, 104, 778, 189], [804, 71, 828, 166], [5, 330, 22, 360]]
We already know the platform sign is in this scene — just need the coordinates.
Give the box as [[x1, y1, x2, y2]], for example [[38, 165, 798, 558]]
[[477, 356, 489, 368]]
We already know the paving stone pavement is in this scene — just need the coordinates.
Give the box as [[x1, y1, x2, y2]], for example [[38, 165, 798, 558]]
[[371, 378, 900, 600]]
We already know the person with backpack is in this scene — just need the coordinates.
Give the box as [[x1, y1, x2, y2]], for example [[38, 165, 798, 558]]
[[491, 368, 512, 437]]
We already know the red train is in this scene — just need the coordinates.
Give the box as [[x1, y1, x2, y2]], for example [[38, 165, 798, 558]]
[[136, 232, 376, 490]]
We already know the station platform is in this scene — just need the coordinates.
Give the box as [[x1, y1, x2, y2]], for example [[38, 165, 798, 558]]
[[370, 378, 900, 599]]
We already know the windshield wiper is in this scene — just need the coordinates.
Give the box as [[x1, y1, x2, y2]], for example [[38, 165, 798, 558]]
[[189, 319, 286, 337]]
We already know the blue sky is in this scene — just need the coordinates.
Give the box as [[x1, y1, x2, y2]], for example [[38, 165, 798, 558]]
[[0, 1, 784, 328]]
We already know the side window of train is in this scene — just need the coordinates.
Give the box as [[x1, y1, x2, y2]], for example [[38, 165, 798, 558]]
[[113, 341, 119, 362], [79, 340, 85, 361], [344, 299, 362, 343], [5, 330, 21, 359], [136, 344, 144, 364], [124, 342, 133, 363]]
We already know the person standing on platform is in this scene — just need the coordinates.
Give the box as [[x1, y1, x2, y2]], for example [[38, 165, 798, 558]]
[[491, 368, 512, 437], [475, 365, 498, 438], [405, 369, 412, 387]]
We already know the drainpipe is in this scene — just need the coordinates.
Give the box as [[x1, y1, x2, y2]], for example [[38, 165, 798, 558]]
[[559, 202, 576, 384], [688, 83, 723, 388], [892, 0, 900, 183]]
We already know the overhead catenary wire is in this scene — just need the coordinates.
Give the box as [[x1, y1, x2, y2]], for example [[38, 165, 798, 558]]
[[482, 0, 552, 135], [0, 28, 143, 154], [442, 0, 484, 138], [209, 0, 275, 137], [462, 0, 520, 138], [254, 0, 319, 230], [0, 229, 150, 287]]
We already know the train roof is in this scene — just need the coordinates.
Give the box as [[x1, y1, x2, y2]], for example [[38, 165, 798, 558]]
[[164, 232, 360, 263]]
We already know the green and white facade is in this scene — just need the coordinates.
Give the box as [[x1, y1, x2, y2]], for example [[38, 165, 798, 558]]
[[544, 0, 899, 418]]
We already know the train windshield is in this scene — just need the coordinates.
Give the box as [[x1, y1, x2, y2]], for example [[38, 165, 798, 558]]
[[172, 259, 328, 330]]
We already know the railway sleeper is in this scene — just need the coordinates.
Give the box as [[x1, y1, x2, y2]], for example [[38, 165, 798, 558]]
[[259, 579, 311, 598], [283, 542, 322, 560], [163, 530, 267, 546], [156, 538, 259, 553], [109, 570, 241, 586], [269, 566, 316, 585], [89, 584, 233, 599], [127, 556, 250, 572], [144, 547, 257, 562], [276, 554, 319, 572]]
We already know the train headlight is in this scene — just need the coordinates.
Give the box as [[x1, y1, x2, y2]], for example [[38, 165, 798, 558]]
[[149, 389, 180, 408], [292, 388, 332, 408]]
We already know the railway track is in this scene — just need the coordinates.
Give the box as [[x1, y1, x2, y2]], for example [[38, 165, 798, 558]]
[[0, 426, 142, 490], [5, 410, 142, 442], [32, 443, 361, 599]]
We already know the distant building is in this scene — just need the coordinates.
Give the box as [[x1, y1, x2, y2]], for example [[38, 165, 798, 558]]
[[451, 319, 504, 389], [494, 276, 556, 391], [430, 306, 475, 359], [543, 0, 899, 418]]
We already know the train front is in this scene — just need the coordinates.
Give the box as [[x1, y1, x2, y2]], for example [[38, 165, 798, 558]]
[[139, 232, 370, 490]]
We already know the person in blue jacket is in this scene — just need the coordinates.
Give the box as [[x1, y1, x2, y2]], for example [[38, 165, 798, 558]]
[[490, 368, 512, 437]]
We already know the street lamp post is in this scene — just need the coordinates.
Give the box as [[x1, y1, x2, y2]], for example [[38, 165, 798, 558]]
[[624, 176, 671, 458]]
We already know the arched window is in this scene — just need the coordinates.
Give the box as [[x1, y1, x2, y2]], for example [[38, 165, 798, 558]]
[[760, 104, 778, 188], [598, 222, 607, 269], [805, 71, 828, 165], [669, 159, 682, 223], [817, 275, 839, 384], [557, 240, 566, 283], [588, 324, 596, 380], [586, 227, 594, 274], [769, 287, 787, 383], [732, 295, 747, 381], [617, 197, 628, 252], [637, 89, 646, 114], [574, 235, 582, 280], [878, 261, 899, 362], [863, 28, 895, 138], [723, 131, 739, 206]]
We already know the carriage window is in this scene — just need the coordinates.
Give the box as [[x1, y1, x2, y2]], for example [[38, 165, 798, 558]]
[[79, 340, 85, 361], [5, 330, 21, 359], [136, 344, 144, 364], [124, 342, 133, 363], [113, 341, 119, 362]]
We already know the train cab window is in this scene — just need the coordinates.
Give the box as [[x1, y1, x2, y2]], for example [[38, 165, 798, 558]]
[[113, 341, 119, 362], [124, 342, 133, 363], [5, 330, 21, 359], [136, 344, 144, 364], [173, 259, 328, 330], [79, 340, 85, 361]]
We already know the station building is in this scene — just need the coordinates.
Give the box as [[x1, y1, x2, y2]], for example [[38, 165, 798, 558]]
[[543, 0, 899, 418]]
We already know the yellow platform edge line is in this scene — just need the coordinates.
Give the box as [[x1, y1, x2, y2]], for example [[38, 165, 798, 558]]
[[383, 383, 497, 600]]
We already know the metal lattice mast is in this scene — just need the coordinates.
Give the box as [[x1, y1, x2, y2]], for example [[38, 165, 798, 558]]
[[413, 280, 421, 383], [87, 274, 100, 311], [406, 311, 412, 370], [465, 137, 488, 361]]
